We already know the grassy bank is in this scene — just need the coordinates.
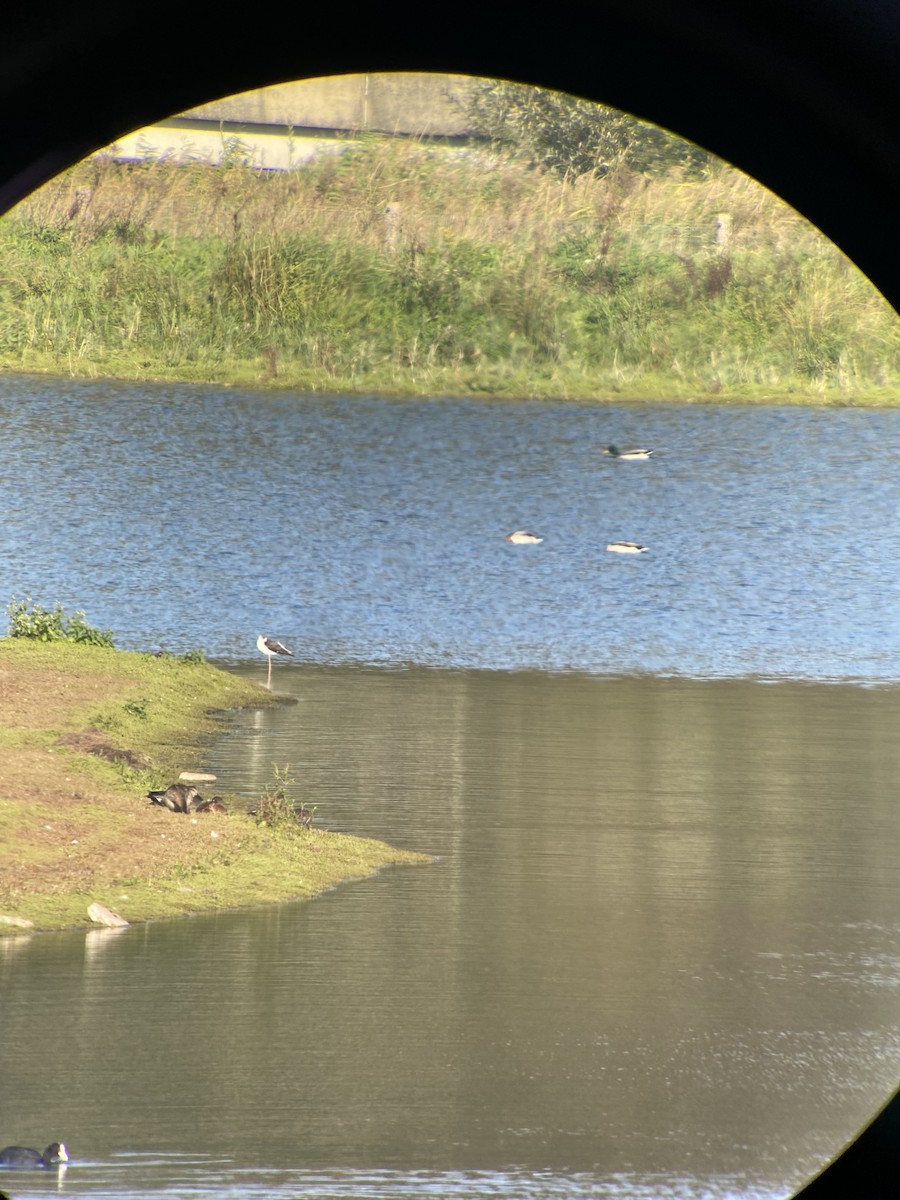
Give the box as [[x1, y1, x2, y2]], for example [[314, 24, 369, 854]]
[[0, 638, 429, 933], [2, 142, 899, 404]]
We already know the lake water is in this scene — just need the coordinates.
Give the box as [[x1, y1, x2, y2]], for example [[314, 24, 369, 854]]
[[0, 375, 897, 680], [1, 374, 899, 1200]]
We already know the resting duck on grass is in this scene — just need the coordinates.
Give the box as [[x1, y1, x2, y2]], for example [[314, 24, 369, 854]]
[[0, 1142, 68, 1169], [147, 783, 202, 813], [193, 796, 227, 814], [148, 786, 228, 814], [606, 541, 649, 554], [602, 444, 654, 460]]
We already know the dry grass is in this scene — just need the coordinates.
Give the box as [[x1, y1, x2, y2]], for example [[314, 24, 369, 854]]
[[4, 140, 898, 402], [16, 142, 828, 262]]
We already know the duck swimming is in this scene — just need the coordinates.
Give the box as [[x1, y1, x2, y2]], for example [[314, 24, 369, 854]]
[[147, 783, 202, 813], [0, 1142, 68, 1169], [606, 541, 649, 554], [602, 444, 654, 460], [505, 530, 544, 544]]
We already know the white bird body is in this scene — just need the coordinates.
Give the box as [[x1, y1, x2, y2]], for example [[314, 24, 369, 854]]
[[606, 541, 649, 554], [602, 444, 654, 460], [257, 635, 293, 658], [257, 634, 293, 685], [505, 530, 544, 544]]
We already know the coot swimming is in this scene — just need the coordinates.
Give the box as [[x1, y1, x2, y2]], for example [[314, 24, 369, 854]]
[[0, 1142, 68, 1169]]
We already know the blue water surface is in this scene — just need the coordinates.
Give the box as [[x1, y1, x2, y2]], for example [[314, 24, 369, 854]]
[[0, 374, 897, 681]]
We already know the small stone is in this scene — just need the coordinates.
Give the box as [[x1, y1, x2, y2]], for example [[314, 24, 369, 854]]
[[0, 914, 35, 929], [87, 902, 129, 928]]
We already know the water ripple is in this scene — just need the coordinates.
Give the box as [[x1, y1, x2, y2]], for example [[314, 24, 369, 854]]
[[1, 375, 898, 683]]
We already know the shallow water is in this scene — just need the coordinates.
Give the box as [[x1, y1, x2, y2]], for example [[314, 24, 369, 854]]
[[1, 376, 900, 1199], [4, 670, 900, 1198]]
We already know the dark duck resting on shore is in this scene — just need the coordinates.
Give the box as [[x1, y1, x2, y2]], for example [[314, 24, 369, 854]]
[[148, 785, 227, 814], [193, 796, 227, 814], [0, 1142, 68, 1169], [148, 783, 202, 813]]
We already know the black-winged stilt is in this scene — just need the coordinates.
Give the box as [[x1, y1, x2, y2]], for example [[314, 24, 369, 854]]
[[257, 634, 293, 685]]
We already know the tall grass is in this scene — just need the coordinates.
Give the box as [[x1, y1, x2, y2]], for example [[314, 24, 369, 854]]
[[1, 140, 898, 401]]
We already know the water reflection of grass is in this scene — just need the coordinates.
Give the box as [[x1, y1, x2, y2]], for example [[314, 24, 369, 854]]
[[0, 640, 430, 933]]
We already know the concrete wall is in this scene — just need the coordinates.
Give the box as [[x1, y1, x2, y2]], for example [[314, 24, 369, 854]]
[[104, 73, 479, 169], [184, 73, 476, 135]]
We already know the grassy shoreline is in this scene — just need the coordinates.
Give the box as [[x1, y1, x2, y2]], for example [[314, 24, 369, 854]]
[[5, 357, 899, 408], [0, 639, 430, 934], [2, 144, 899, 406]]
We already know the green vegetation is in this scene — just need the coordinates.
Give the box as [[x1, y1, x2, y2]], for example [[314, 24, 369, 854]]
[[1, 139, 898, 402], [7, 595, 115, 646], [0, 636, 429, 932], [253, 764, 317, 831], [466, 79, 713, 180]]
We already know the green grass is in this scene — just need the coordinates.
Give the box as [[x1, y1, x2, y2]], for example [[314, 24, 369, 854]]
[[0, 636, 271, 761], [8, 826, 428, 931], [0, 639, 431, 932], [1, 142, 898, 403]]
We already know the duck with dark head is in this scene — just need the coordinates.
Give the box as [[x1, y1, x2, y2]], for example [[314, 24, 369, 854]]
[[147, 783, 202, 813]]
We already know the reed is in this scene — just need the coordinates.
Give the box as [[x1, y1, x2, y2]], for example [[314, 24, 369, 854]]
[[2, 141, 898, 402]]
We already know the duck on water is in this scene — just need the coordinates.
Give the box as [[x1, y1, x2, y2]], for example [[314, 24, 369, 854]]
[[0, 1142, 68, 1169], [602, 444, 654, 460]]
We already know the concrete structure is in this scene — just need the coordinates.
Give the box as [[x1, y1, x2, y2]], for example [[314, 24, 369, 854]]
[[103, 73, 478, 170]]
